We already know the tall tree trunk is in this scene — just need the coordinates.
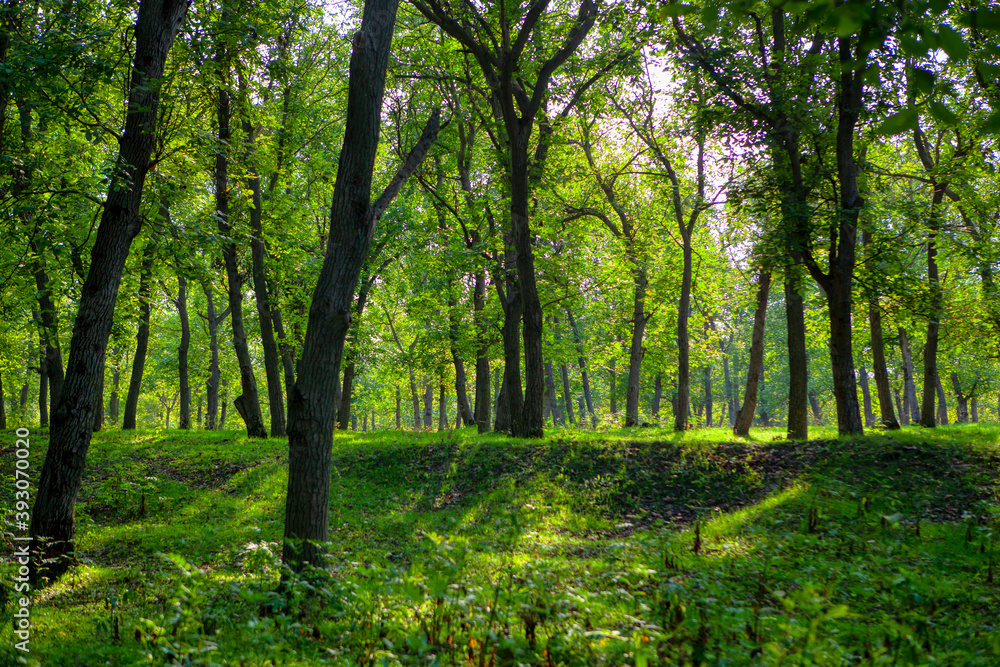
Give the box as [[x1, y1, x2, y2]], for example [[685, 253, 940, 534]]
[[858, 365, 874, 428], [277, 19, 442, 562], [545, 357, 562, 425], [216, 39, 267, 440], [0, 373, 6, 429], [495, 267, 523, 434], [395, 387, 401, 429], [220, 378, 228, 428], [29, 0, 191, 583], [895, 384, 907, 425], [472, 270, 491, 432], [122, 243, 157, 430], [422, 383, 433, 429], [438, 382, 447, 431], [241, 91, 286, 438], [703, 365, 712, 427], [935, 374, 948, 425], [203, 279, 224, 430], [38, 343, 47, 428], [863, 230, 899, 429], [734, 268, 772, 437], [952, 372, 969, 423], [676, 233, 692, 431], [449, 297, 474, 425], [785, 275, 808, 439], [899, 327, 920, 423], [920, 188, 946, 428], [971, 395, 978, 422], [32, 252, 64, 416], [177, 275, 191, 429], [651, 372, 662, 420], [338, 361, 356, 430], [609, 356, 617, 416], [108, 349, 120, 425], [92, 373, 103, 432], [567, 309, 597, 427], [722, 348, 734, 426], [808, 389, 822, 421], [272, 306, 296, 411], [560, 362, 574, 425], [628, 268, 648, 428]]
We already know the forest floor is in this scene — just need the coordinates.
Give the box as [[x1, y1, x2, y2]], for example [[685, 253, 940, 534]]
[[3, 424, 1000, 665]]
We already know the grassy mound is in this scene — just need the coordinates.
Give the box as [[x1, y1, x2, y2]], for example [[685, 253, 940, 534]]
[[2, 425, 1000, 665]]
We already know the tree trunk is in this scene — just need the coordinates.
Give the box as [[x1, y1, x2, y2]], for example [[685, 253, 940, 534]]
[[338, 361, 356, 430], [560, 362, 574, 425], [38, 345, 47, 428], [28, 0, 190, 583], [203, 279, 223, 430], [108, 350, 120, 425], [895, 384, 906, 425], [971, 395, 978, 422], [935, 374, 948, 426], [280, 2, 440, 566], [423, 382, 433, 429], [448, 285, 474, 426], [899, 327, 920, 423], [438, 382, 447, 431], [609, 356, 617, 416], [627, 268, 648, 428], [32, 252, 64, 416], [0, 374, 6, 429], [785, 275, 808, 439], [567, 309, 597, 427], [858, 365, 874, 428], [272, 306, 296, 411], [722, 348, 734, 427], [216, 40, 267, 440], [676, 233, 692, 431], [651, 372, 662, 420], [92, 372, 103, 432], [545, 357, 562, 425], [495, 267, 523, 434], [920, 188, 946, 428], [122, 243, 156, 430], [472, 271, 491, 432], [952, 372, 968, 423], [395, 387, 401, 429], [703, 365, 712, 427], [734, 268, 771, 437], [241, 96, 286, 438], [220, 378, 228, 428], [177, 275, 191, 429], [863, 230, 899, 429], [808, 390, 822, 421]]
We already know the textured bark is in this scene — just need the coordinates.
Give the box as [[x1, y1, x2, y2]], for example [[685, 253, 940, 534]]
[[703, 365, 713, 427], [862, 230, 899, 429], [784, 275, 808, 439], [920, 188, 946, 428], [722, 348, 734, 426], [935, 374, 948, 425], [272, 306, 296, 409], [32, 251, 64, 416], [92, 372, 103, 432], [808, 390, 822, 421], [609, 356, 617, 416], [176, 275, 191, 429], [567, 309, 597, 427], [202, 279, 228, 430], [338, 362, 356, 430], [395, 387, 401, 429], [29, 0, 190, 582], [472, 271, 491, 432], [216, 35, 267, 440], [108, 350, 120, 425], [952, 372, 969, 423], [122, 243, 156, 430], [651, 373, 663, 420], [38, 344, 47, 428], [899, 327, 920, 423], [422, 383, 433, 429], [627, 268, 648, 428], [449, 296, 474, 426], [494, 267, 523, 434], [438, 382, 447, 431], [971, 396, 979, 422], [858, 365, 874, 428], [734, 268, 772, 437], [241, 97, 286, 438]]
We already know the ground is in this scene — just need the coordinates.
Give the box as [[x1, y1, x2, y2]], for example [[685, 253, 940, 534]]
[[2, 424, 1000, 665]]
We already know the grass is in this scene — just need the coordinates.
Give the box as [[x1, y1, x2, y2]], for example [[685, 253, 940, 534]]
[[2, 423, 1000, 665]]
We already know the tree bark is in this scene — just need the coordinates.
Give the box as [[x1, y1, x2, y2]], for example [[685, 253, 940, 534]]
[[122, 243, 156, 430], [703, 365, 712, 427], [808, 389, 822, 421], [567, 308, 597, 427], [952, 372, 969, 423], [971, 395, 979, 422], [38, 343, 47, 428], [651, 372, 662, 421], [545, 357, 562, 425], [338, 361, 356, 430], [422, 382, 434, 429], [609, 356, 617, 416], [449, 295, 474, 426], [31, 251, 64, 417], [92, 372, 103, 432], [272, 306, 296, 411], [858, 365, 874, 428], [29, 0, 190, 582], [472, 270, 491, 432], [899, 327, 920, 423], [935, 374, 948, 426], [202, 279, 227, 430], [627, 268, 648, 428], [177, 275, 191, 429], [863, 231, 899, 429], [722, 346, 734, 427], [108, 349, 120, 425], [438, 382, 447, 431], [216, 35, 267, 440], [784, 275, 808, 439], [395, 387, 401, 429], [734, 268, 772, 437], [920, 188, 946, 428], [495, 266, 523, 434]]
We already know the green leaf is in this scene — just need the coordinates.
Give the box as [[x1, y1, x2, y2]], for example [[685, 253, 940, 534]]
[[929, 101, 959, 125], [658, 3, 696, 19], [968, 8, 1000, 31], [937, 25, 969, 61], [898, 33, 928, 58], [983, 110, 1000, 133], [876, 108, 919, 135], [929, 0, 949, 12], [912, 67, 935, 95]]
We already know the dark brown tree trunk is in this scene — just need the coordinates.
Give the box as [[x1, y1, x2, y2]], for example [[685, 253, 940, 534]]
[[863, 230, 899, 429], [395, 387, 401, 429], [0, 374, 6, 429], [203, 279, 225, 430], [38, 345, 47, 428], [108, 350, 120, 425], [272, 306, 296, 410], [495, 268, 523, 434], [279, 0, 439, 567], [734, 268, 771, 437], [567, 309, 597, 427], [935, 374, 948, 426], [216, 44, 267, 440], [785, 275, 808, 439], [32, 256, 64, 418], [449, 297, 474, 425], [472, 271, 491, 432], [438, 382, 446, 431], [220, 378, 229, 428], [92, 373, 103, 432], [19, 379, 29, 415], [722, 349, 734, 426], [808, 390, 822, 421], [422, 383, 434, 429], [920, 188, 946, 428], [338, 361, 356, 430], [952, 372, 969, 423], [609, 356, 617, 416], [651, 372, 662, 420], [858, 365, 874, 428], [177, 275, 191, 429], [676, 238, 692, 432], [895, 384, 906, 425], [410, 370, 420, 429], [29, 0, 190, 583], [899, 327, 920, 423], [627, 268, 648, 428], [122, 243, 156, 430], [241, 99, 286, 438]]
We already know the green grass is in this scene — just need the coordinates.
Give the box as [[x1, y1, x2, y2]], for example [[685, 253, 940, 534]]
[[2, 424, 1000, 665]]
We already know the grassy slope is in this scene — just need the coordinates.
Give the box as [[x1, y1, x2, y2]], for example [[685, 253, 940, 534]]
[[2, 425, 1000, 665]]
